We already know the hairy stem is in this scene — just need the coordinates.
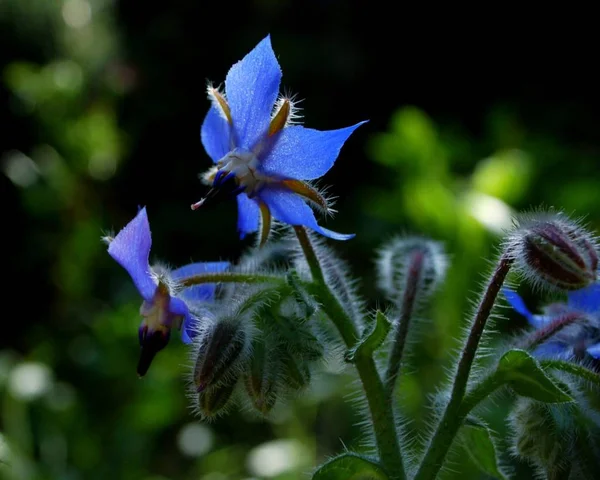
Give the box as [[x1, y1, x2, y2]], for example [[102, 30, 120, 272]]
[[385, 250, 424, 396], [415, 255, 513, 480], [180, 272, 282, 287], [458, 372, 504, 418], [294, 227, 405, 479], [521, 313, 584, 351]]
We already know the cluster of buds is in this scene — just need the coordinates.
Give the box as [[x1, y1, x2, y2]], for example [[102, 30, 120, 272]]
[[505, 212, 600, 363], [189, 282, 326, 419], [509, 397, 600, 479]]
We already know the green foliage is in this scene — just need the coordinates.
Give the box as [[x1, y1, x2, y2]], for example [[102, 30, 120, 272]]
[[497, 350, 573, 403], [345, 311, 391, 363], [460, 418, 507, 480], [313, 452, 389, 480]]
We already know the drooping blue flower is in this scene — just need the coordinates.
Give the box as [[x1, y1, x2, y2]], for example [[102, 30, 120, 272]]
[[503, 286, 600, 360], [195, 35, 367, 241], [107, 207, 228, 375]]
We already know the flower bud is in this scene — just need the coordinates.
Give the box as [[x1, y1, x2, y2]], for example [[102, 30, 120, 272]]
[[196, 379, 237, 419], [510, 213, 598, 291], [509, 398, 575, 477], [376, 236, 447, 304], [280, 349, 311, 391], [244, 337, 278, 415], [193, 319, 251, 392]]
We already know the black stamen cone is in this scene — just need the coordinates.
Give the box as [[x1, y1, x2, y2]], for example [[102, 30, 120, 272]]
[[137, 330, 171, 377], [195, 175, 243, 209]]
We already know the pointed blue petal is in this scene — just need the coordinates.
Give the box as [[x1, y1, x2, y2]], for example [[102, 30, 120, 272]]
[[503, 289, 535, 322], [201, 107, 231, 162], [108, 208, 157, 301], [261, 122, 367, 180], [181, 324, 193, 344], [567, 283, 600, 313], [586, 342, 600, 359], [225, 35, 282, 149], [172, 261, 230, 303], [236, 193, 260, 239], [260, 187, 354, 241], [169, 296, 189, 317], [181, 313, 196, 344]]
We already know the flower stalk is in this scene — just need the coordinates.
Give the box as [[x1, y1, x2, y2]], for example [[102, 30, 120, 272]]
[[415, 254, 513, 480], [385, 249, 424, 396], [294, 226, 405, 479]]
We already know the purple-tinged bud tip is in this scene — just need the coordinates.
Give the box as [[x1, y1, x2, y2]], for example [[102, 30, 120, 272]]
[[509, 213, 599, 292], [376, 236, 447, 303]]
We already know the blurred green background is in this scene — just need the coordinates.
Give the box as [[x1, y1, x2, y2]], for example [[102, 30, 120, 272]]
[[1, 1, 599, 479]]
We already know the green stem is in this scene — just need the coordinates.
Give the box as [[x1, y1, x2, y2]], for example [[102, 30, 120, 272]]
[[294, 227, 405, 479], [385, 250, 424, 396], [458, 372, 504, 418], [293, 226, 325, 284], [540, 360, 600, 388], [180, 272, 282, 287], [415, 255, 513, 480]]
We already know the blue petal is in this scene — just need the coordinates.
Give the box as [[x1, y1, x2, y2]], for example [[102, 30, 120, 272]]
[[586, 342, 600, 359], [181, 316, 194, 344], [108, 207, 157, 302], [172, 261, 229, 303], [533, 342, 572, 360], [172, 261, 229, 280], [225, 35, 282, 149], [567, 283, 600, 313], [261, 122, 367, 180], [180, 310, 199, 344], [169, 296, 189, 317], [503, 289, 535, 322], [236, 193, 260, 239], [260, 187, 354, 241], [201, 107, 231, 162]]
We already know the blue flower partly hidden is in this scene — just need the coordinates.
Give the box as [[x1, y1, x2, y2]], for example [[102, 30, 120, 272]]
[[504, 285, 600, 360], [107, 207, 228, 376], [194, 35, 367, 241]]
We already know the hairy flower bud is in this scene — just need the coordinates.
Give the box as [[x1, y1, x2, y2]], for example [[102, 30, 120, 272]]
[[280, 349, 311, 391], [509, 213, 598, 291], [244, 337, 278, 415], [196, 379, 237, 419], [509, 398, 576, 477], [376, 236, 447, 304], [193, 319, 251, 392]]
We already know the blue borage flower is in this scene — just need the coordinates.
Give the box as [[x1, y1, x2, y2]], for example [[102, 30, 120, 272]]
[[107, 207, 228, 375], [194, 35, 367, 241], [504, 285, 600, 360]]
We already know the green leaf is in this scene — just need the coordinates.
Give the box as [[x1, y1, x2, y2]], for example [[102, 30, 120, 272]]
[[345, 311, 391, 363], [286, 270, 318, 317], [497, 349, 573, 403], [313, 453, 389, 480], [461, 418, 508, 480]]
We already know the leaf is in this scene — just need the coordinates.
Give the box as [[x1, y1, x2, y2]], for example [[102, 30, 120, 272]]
[[497, 349, 573, 403], [286, 270, 318, 317], [312, 452, 389, 480], [345, 311, 391, 363], [461, 417, 508, 480]]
